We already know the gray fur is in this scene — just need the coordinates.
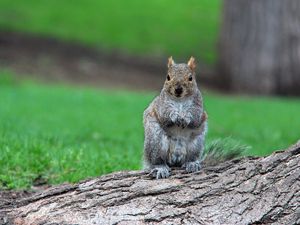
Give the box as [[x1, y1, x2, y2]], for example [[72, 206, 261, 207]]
[[143, 58, 207, 179]]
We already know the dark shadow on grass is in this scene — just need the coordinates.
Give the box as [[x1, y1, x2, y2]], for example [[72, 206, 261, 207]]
[[0, 30, 217, 91]]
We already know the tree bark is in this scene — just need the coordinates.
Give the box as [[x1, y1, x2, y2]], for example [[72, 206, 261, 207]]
[[1, 141, 300, 225], [219, 0, 300, 95]]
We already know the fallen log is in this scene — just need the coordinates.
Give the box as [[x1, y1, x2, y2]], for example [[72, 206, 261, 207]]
[[1, 141, 299, 225]]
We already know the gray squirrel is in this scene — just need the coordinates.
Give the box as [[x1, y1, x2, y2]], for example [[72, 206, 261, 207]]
[[143, 57, 208, 179]]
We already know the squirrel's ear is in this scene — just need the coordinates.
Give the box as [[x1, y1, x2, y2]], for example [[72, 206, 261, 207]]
[[168, 56, 174, 68], [188, 56, 196, 71]]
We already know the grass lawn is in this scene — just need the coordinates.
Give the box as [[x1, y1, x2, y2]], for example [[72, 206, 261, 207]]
[[0, 0, 221, 64], [1, 71, 300, 189]]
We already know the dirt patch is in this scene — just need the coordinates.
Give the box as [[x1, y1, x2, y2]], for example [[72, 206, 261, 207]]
[[0, 31, 216, 91]]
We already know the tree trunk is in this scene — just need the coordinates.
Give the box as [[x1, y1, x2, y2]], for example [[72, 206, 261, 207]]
[[1, 141, 299, 225], [219, 0, 300, 95]]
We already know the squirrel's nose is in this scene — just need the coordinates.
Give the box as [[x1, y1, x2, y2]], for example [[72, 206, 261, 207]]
[[175, 86, 183, 95]]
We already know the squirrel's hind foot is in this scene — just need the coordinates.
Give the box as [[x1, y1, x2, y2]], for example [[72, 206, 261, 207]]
[[182, 161, 202, 173], [150, 165, 171, 179]]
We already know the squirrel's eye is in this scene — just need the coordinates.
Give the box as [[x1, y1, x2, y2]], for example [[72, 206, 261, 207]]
[[188, 76, 193, 81], [167, 75, 171, 81]]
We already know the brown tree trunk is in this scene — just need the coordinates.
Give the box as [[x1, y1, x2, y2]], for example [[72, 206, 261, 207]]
[[219, 0, 300, 95], [1, 141, 299, 225]]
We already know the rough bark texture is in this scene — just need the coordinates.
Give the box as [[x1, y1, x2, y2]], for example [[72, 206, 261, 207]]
[[1, 141, 300, 225], [219, 0, 300, 95]]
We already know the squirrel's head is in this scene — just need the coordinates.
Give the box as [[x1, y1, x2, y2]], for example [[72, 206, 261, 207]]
[[164, 56, 197, 99]]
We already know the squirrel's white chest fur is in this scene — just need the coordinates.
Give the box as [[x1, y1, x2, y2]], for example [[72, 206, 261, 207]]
[[163, 98, 201, 166], [166, 99, 195, 139]]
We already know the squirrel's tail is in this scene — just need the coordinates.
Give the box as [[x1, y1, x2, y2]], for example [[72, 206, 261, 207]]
[[201, 138, 250, 167]]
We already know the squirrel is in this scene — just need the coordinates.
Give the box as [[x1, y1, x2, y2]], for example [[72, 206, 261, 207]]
[[143, 56, 208, 179]]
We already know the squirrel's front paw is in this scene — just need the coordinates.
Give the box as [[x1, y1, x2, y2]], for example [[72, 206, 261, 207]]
[[170, 112, 178, 124], [175, 117, 188, 129], [182, 161, 201, 173], [150, 165, 171, 179]]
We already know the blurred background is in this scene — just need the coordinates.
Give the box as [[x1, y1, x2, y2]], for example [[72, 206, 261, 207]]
[[0, 0, 299, 189]]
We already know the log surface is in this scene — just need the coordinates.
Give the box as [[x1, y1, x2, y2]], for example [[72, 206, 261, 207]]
[[1, 141, 299, 225]]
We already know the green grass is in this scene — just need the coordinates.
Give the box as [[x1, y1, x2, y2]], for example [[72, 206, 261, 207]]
[[1, 71, 300, 189], [0, 0, 221, 63]]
